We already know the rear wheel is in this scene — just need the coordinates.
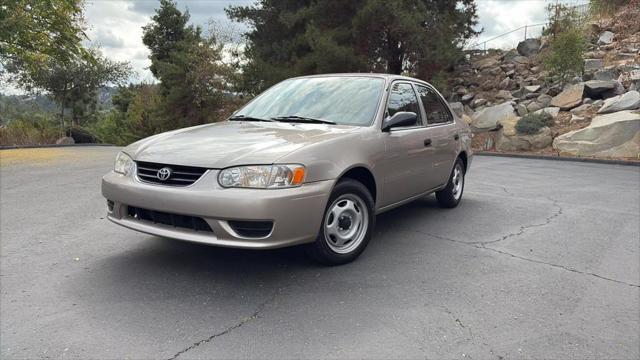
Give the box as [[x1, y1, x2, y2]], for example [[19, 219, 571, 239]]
[[436, 158, 465, 208], [306, 179, 374, 265]]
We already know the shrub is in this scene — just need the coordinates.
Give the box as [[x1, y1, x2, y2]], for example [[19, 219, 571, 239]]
[[544, 3, 582, 38], [0, 114, 61, 145], [590, 0, 630, 16], [515, 112, 553, 135], [542, 27, 587, 82]]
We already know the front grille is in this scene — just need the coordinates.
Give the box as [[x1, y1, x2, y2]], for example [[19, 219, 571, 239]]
[[127, 206, 213, 232], [228, 220, 273, 238], [136, 161, 208, 186]]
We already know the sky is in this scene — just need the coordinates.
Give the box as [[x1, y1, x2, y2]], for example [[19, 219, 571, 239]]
[[4, 0, 589, 93]]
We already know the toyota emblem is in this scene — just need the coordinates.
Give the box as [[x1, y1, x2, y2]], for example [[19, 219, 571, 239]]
[[157, 167, 172, 181]]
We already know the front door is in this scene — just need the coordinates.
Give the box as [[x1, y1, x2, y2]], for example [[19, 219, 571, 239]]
[[379, 82, 434, 207]]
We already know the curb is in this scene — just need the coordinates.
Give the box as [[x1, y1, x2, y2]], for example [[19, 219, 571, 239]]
[[0, 144, 118, 150], [476, 151, 640, 167]]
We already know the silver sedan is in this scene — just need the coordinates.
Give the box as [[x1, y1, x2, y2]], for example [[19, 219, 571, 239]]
[[102, 74, 473, 264]]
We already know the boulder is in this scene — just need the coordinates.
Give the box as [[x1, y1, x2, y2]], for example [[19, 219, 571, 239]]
[[597, 91, 640, 114], [597, 31, 615, 45], [524, 85, 541, 93], [497, 124, 553, 151], [553, 110, 640, 158], [496, 90, 514, 100], [461, 114, 473, 125], [570, 114, 586, 124], [584, 59, 604, 72], [534, 107, 561, 119], [449, 102, 464, 117], [594, 69, 616, 81], [499, 77, 512, 89], [470, 102, 516, 132], [471, 98, 487, 108], [537, 94, 553, 107], [517, 38, 541, 57], [475, 57, 500, 69], [584, 80, 616, 97], [570, 103, 592, 115], [461, 93, 475, 103], [550, 83, 584, 110], [516, 103, 528, 116], [55, 137, 75, 145], [526, 101, 543, 112], [602, 81, 625, 99], [511, 56, 529, 65]]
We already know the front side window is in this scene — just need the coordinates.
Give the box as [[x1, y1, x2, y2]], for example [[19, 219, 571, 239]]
[[416, 85, 453, 125], [236, 76, 385, 126], [386, 82, 422, 127]]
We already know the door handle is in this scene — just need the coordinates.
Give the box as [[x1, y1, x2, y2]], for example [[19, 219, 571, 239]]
[[454, 134, 460, 141], [424, 139, 432, 147]]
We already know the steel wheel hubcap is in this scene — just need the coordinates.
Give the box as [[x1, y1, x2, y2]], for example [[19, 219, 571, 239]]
[[452, 165, 464, 200], [324, 194, 368, 254]]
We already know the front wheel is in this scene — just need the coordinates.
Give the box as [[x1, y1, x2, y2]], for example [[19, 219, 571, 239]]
[[436, 159, 465, 208], [306, 179, 375, 265]]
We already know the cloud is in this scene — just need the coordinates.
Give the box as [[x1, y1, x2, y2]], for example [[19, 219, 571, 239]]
[[91, 28, 125, 48], [470, 0, 588, 50]]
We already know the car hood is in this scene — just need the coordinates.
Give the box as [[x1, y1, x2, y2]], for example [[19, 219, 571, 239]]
[[125, 121, 360, 168]]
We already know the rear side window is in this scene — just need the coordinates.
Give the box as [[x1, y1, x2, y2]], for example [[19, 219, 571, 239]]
[[386, 82, 422, 127], [416, 85, 452, 125]]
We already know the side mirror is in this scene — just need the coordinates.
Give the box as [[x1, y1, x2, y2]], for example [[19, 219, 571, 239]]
[[382, 111, 417, 131]]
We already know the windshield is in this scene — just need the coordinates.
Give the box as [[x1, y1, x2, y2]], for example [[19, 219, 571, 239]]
[[235, 76, 385, 126]]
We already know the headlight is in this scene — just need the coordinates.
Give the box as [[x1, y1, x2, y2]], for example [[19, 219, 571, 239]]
[[218, 164, 306, 189], [114, 151, 134, 175]]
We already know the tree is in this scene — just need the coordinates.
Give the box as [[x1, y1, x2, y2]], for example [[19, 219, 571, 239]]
[[542, 27, 587, 82], [142, 0, 232, 127], [28, 49, 131, 126], [227, 0, 480, 94], [0, 0, 91, 86]]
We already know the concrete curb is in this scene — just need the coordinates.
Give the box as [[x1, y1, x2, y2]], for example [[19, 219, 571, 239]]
[[476, 151, 640, 167], [0, 144, 118, 150]]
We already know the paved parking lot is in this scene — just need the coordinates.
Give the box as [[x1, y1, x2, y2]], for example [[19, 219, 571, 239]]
[[1, 147, 638, 359]]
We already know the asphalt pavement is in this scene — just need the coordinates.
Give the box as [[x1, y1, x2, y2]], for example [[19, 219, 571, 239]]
[[1, 147, 639, 359]]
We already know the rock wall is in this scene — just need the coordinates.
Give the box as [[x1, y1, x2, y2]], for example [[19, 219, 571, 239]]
[[446, 5, 640, 159]]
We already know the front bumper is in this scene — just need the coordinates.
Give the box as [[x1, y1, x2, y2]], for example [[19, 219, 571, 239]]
[[102, 170, 334, 249]]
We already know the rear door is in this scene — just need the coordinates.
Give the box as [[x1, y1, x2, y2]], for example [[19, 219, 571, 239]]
[[414, 84, 458, 186]]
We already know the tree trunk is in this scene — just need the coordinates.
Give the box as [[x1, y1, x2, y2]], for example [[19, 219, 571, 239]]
[[386, 30, 404, 74], [59, 90, 66, 138]]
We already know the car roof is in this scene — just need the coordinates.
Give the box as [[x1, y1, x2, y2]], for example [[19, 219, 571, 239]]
[[291, 73, 433, 86]]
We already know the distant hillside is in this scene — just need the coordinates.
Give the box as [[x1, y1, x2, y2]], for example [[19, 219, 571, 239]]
[[0, 87, 118, 124]]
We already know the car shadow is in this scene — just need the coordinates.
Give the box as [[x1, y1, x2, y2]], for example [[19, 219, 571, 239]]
[[76, 195, 482, 306]]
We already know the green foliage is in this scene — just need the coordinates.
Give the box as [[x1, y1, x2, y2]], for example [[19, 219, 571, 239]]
[[90, 84, 163, 145], [428, 71, 450, 96], [0, 0, 92, 87], [543, 3, 583, 38], [26, 49, 131, 126], [515, 112, 553, 135], [142, 0, 233, 128], [542, 27, 587, 82], [0, 113, 61, 145], [227, 0, 479, 94]]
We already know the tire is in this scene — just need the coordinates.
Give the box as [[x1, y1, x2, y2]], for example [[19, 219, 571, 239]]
[[306, 179, 375, 265], [436, 158, 465, 208]]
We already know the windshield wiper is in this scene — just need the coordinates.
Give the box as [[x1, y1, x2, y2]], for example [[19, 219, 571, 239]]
[[229, 115, 275, 122], [271, 115, 336, 125]]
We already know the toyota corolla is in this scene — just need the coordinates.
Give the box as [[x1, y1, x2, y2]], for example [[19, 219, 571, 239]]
[[102, 74, 472, 264]]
